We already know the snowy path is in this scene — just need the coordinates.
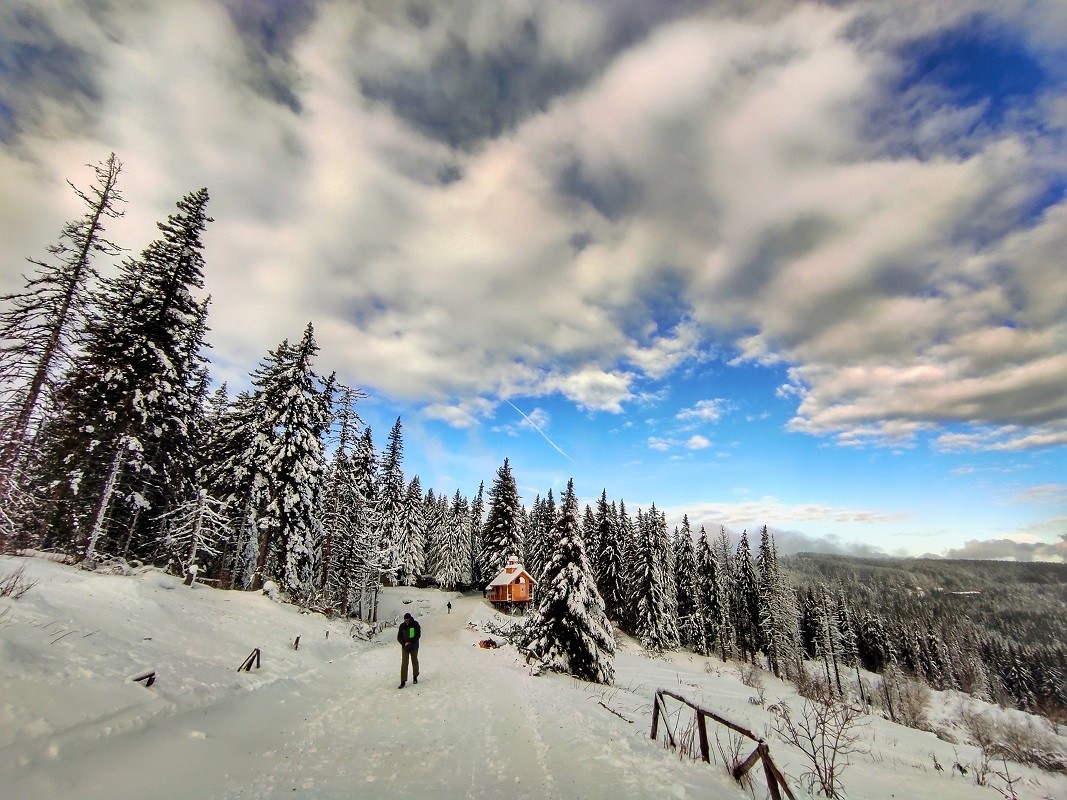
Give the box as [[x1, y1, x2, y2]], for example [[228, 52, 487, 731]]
[[10, 558, 1057, 800], [219, 597, 560, 800], [212, 595, 718, 800], [1, 576, 727, 800]]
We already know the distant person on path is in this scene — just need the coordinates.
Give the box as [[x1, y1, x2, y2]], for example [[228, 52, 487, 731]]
[[397, 612, 421, 689], [447, 601, 452, 614]]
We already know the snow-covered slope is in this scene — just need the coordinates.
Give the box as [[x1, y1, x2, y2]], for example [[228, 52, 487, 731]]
[[1, 555, 1064, 800]]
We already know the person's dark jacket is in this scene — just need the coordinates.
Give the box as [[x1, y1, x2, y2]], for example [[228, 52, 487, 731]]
[[397, 616, 421, 649]]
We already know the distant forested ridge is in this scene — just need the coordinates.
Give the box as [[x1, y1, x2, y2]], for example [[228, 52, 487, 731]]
[[784, 553, 1067, 719]]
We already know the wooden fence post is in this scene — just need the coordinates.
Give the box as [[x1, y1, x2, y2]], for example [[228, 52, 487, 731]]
[[651, 691, 661, 741], [696, 711, 710, 763], [651, 689, 796, 800], [759, 741, 783, 800]]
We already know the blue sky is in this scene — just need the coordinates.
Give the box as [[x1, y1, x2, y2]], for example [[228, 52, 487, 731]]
[[1, 1, 1064, 560]]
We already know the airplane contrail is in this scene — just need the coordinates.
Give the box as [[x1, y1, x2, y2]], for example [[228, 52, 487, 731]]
[[506, 400, 576, 464]]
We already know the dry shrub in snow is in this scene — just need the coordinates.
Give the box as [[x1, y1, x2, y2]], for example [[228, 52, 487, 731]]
[[958, 706, 1067, 775], [794, 663, 834, 702], [770, 694, 868, 799], [874, 664, 931, 731], [0, 564, 37, 598]]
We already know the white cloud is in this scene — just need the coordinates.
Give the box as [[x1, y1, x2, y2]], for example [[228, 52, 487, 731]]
[[686, 435, 711, 450], [677, 399, 730, 423], [2, 0, 1064, 453]]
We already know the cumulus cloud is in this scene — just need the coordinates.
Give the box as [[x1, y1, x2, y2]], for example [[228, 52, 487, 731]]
[[943, 534, 1067, 562], [2, 0, 1065, 451]]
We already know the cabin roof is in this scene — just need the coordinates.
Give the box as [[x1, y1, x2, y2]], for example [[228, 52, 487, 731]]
[[486, 561, 537, 588]]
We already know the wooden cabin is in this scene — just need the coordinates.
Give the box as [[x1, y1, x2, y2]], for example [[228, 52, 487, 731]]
[[486, 556, 537, 605]]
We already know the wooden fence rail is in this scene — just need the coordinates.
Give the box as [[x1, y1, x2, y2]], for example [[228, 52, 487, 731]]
[[651, 688, 796, 800]]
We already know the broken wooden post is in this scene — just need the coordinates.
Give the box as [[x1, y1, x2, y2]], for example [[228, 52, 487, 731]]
[[293, 635, 300, 651], [131, 670, 156, 687], [238, 648, 261, 671]]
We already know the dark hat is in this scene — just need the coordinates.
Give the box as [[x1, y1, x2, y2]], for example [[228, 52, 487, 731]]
[[403, 612, 412, 620]]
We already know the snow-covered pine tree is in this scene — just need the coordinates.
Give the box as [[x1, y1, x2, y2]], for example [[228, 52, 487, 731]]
[[713, 526, 738, 659], [525, 489, 556, 579], [435, 489, 470, 590], [652, 505, 679, 646], [855, 609, 892, 674], [480, 458, 522, 578], [0, 154, 124, 529], [468, 481, 486, 587], [347, 425, 381, 618], [618, 500, 640, 629], [757, 525, 800, 679], [812, 583, 843, 695], [733, 530, 761, 664], [582, 502, 599, 572], [319, 384, 365, 607], [421, 489, 440, 577], [153, 487, 232, 577], [594, 491, 626, 621], [525, 494, 544, 577], [35, 188, 212, 561], [631, 506, 678, 653], [395, 476, 425, 586], [674, 517, 703, 650], [252, 323, 329, 600], [199, 389, 260, 587], [375, 417, 406, 583], [523, 479, 615, 684], [693, 526, 717, 657]]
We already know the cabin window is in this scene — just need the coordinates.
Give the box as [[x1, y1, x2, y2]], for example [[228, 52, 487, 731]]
[[517, 576, 524, 584]]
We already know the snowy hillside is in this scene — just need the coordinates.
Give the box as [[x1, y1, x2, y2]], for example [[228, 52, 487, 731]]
[[1, 554, 1064, 800]]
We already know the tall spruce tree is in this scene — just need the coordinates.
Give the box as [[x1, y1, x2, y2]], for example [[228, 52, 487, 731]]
[[376, 417, 407, 583], [674, 517, 702, 649], [320, 384, 365, 606], [523, 479, 615, 684], [733, 530, 761, 663], [0, 154, 124, 523], [348, 426, 381, 618], [525, 490, 556, 579], [396, 476, 425, 585], [481, 458, 522, 577], [36, 188, 212, 560], [435, 490, 470, 590], [714, 527, 738, 659], [757, 525, 799, 679], [594, 491, 626, 620], [252, 323, 329, 599], [468, 481, 486, 587]]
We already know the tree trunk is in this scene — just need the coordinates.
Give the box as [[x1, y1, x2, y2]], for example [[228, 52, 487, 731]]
[[84, 445, 124, 562]]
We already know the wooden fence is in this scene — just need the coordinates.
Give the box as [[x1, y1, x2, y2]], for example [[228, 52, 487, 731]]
[[651, 688, 796, 800]]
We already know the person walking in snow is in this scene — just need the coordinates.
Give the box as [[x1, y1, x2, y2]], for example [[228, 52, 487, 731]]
[[397, 612, 421, 689], [447, 601, 452, 614]]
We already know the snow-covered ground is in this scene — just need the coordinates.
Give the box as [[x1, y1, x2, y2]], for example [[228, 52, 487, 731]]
[[1, 554, 1064, 800]]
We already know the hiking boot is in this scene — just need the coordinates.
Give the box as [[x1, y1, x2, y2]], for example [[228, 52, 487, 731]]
[[398, 682, 405, 689], [413, 677, 418, 684]]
